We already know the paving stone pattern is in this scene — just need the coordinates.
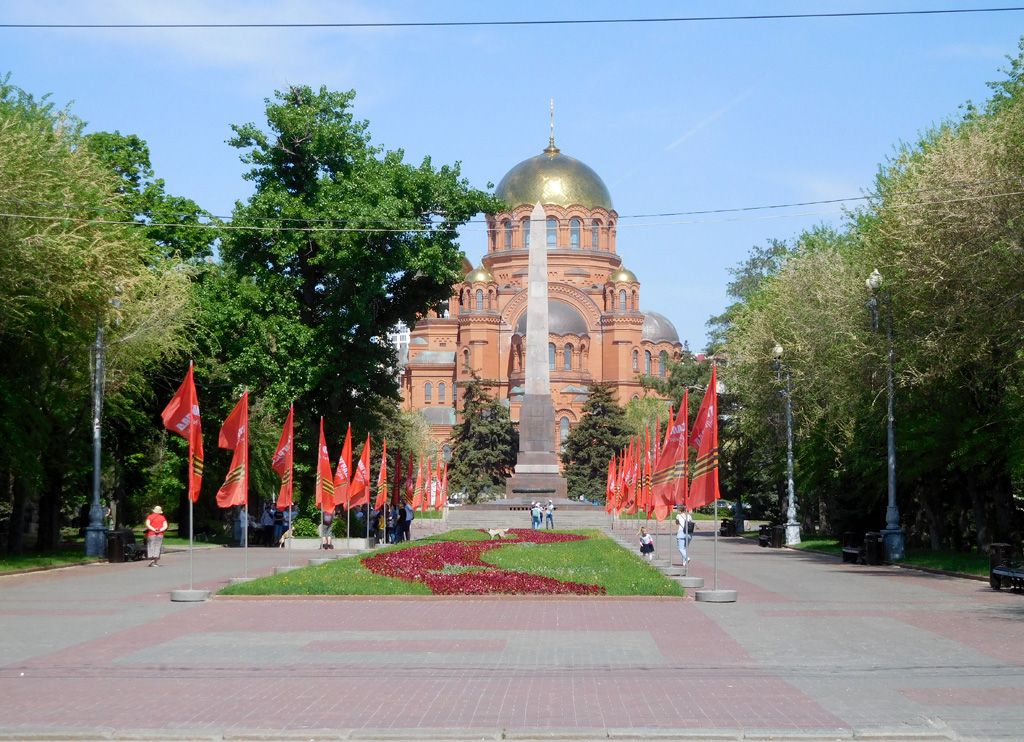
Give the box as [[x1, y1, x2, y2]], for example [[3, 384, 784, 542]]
[[0, 532, 1022, 740]]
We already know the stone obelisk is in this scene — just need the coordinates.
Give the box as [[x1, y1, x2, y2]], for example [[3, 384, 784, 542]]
[[506, 202, 568, 500]]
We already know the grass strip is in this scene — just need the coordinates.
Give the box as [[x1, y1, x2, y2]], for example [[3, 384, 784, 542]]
[[483, 529, 683, 596], [0, 549, 101, 574]]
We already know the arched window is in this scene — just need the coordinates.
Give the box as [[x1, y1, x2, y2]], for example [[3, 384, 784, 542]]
[[591, 219, 601, 249], [632, 349, 639, 371], [564, 343, 573, 370], [619, 289, 627, 312], [475, 289, 484, 311], [522, 217, 530, 248], [569, 218, 581, 249], [502, 219, 512, 249], [424, 382, 433, 404], [644, 351, 652, 375], [463, 349, 470, 369], [559, 417, 570, 445], [547, 217, 558, 248], [438, 382, 446, 403], [660, 351, 668, 377], [548, 343, 556, 370]]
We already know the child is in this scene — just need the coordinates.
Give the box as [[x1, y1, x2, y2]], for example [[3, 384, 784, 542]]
[[638, 526, 655, 561]]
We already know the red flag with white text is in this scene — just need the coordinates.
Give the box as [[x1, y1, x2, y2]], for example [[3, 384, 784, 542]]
[[652, 391, 687, 520], [271, 404, 294, 509], [161, 362, 204, 503], [348, 434, 372, 508], [216, 391, 248, 509], [315, 418, 335, 512], [333, 423, 352, 509]]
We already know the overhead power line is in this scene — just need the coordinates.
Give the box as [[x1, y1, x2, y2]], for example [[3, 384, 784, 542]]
[[0, 176, 1019, 229], [3, 7, 1024, 29], [2, 186, 1024, 234]]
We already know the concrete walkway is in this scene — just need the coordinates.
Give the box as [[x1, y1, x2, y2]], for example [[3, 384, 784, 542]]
[[1, 532, 1022, 740]]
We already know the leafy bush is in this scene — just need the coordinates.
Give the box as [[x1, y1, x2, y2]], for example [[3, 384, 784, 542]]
[[291, 517, 318, 538]]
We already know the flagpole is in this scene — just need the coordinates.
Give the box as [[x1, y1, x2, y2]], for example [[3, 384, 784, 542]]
[[188, 496, 194, 591], [243, 501, 249, 578], [713, 497, 719, 591]]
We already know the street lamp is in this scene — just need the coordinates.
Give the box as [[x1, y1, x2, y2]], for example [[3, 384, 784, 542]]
[[84, 290, 122, 557], [865, 269, 905, 562], [771, 344, 800, 545]]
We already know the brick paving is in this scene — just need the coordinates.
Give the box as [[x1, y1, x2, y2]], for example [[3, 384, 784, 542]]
[[0, 534, 1022, 740]]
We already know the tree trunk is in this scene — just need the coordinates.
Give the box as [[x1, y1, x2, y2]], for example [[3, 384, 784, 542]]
[[7, 474, 26, 555]]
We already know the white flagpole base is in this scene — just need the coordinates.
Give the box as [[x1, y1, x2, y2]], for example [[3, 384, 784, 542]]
[[694, 588, 737, 602], [274, 565, 301, 574], [170, 589, 209, 602], [228, 576, 254, 584], [676, 576, 704, 588]]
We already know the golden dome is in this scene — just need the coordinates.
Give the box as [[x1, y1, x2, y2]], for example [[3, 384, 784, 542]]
[[465, 264, 495, 283], [495, 142, 613, 211], [608, 266, 638, 284]]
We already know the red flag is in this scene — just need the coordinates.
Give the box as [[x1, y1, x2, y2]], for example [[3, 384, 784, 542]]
[[215, 391, 248, 508], [640, 427, 652, 515], [411, 458, 424, 510], [689, 366, 720, 509], [404, 454, 415, 505], [348, 434, 372, 508], [161, 362, 204, 503], [438, 461, 449, 509], [652, 391, 688, 520], [374, 438, 389, 510], [421, 458, 435, 512], [271, 404, 294, 509], [333, 423, 353, 509], [315, 417, 335, 512]]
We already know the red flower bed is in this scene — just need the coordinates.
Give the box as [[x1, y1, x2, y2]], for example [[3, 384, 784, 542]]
[[362, 529, 605, 595]]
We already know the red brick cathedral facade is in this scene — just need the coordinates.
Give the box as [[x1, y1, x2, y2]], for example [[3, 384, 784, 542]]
[[400, 138, 683, 445]]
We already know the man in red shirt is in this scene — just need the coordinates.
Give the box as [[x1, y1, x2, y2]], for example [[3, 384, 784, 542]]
[[145, 505, 168, 567]]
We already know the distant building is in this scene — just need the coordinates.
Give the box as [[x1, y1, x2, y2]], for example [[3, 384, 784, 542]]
[[400, 136, 683, 443]]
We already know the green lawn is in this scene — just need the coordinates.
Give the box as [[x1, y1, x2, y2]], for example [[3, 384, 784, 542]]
[[221, 528, 682, 597], [0, 548, 101, 574], [484, 529, 683, 596], [790, 537, 989, 575]]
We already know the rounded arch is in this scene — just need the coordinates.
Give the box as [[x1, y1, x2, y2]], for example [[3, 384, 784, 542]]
[[563, 342, 573, 370], [438, 381, 446, 403], [424, 381, 433, 404]]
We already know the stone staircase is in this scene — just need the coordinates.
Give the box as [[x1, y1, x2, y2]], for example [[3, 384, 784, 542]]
[[442, 505, 614, 531]]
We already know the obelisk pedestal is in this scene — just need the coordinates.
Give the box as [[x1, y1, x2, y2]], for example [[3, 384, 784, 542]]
[[506, 203, 568, 502]]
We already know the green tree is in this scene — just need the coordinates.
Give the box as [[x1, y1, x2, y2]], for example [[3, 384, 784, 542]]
[[561, 382, 631, 503], [447, 372, 517, 501], [220, 85, 498, 497]]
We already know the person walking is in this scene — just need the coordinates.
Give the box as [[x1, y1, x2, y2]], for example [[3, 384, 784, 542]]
[[544, 499, 555, 529], [676, 507, 694, 567], [638, 526, 655, 561], [144, 505, 168, 567]]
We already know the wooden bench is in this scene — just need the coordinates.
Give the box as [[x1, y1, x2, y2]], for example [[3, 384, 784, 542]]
[[842, 531, 864, 564], [990, 543, 1024, 591]]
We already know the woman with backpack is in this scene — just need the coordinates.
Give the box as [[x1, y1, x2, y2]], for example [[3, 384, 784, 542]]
[[676, 507, 694, 566]]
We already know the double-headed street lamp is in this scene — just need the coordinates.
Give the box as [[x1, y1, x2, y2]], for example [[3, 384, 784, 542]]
[[865, 269, 905, 562], [771, 344, 800, 545]]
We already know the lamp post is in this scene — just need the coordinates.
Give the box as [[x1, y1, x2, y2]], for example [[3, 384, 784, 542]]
[[865, 269, 905, 562], [84, 291, 122, 557], [771, 344, 800, 546]]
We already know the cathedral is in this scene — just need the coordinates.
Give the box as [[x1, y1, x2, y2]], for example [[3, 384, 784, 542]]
[[399, 134, 683, 446]]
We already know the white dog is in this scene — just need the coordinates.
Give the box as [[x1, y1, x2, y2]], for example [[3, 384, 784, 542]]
[[486, 528, 511, 540]]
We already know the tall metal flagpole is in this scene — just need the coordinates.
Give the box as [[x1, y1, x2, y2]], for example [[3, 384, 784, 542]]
[[243, 502, 249, 578], [713, 498, 719, 591], [188, 498, 194, 591]]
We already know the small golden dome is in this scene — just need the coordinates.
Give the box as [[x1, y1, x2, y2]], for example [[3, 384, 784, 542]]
[[465, 265, 495, 284], [495, 142, 613, 210], [608, 266, 638, 284]]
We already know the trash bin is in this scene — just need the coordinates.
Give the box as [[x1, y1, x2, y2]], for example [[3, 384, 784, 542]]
[[864, 532, 884, 565], [719, 519, 736, 537], [106, 530, 126, 563], [771, 525, 785, 548], [758, 524, 771, 547]]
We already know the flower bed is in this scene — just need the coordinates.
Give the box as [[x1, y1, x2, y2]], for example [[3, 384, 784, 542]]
[[362, 529, 605, 595]]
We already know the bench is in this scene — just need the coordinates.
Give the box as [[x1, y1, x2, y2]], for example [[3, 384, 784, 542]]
[[842, 531, 864, 564], [990, 543, 1024, 591]]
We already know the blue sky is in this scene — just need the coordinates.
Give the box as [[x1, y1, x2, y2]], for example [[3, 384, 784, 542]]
[[3, 0, 1021, 349]]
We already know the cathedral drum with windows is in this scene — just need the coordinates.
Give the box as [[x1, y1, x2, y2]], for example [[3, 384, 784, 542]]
[[400, 136, 683, 446]]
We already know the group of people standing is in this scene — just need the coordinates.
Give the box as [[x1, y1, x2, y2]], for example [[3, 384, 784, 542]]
[[318, 502, 416, 550], [529, 500, 555, 529]]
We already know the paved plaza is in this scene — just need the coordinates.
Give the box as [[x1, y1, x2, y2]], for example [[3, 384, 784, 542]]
[[1, 532, 1023, 741]]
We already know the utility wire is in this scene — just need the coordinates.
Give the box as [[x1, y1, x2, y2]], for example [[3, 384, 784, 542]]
[[3, 188, 1023, 234], [1, 176, 1020, 228], [2, 7, 1024, 29]]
